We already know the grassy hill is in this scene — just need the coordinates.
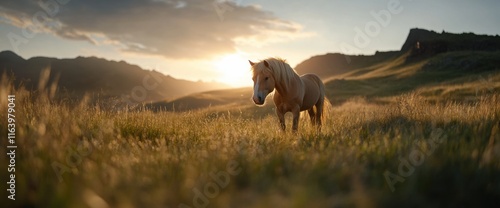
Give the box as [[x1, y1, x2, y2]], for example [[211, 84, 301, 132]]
[[294, 28, 500, 80], [326, 51, 500, 104], [0, 51, 229, 104], [294, 51, 400, 79]]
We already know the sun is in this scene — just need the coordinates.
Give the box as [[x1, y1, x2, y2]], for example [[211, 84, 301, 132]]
[[213, 53, 253, 87]]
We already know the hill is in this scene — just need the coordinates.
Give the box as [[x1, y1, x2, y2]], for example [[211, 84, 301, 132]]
[[324, 28, 500, 103], [295, 28, 500, 79], [149, 28, 500, 111], [402, 28, 500, 59], [0, 51, 229, 104], [294, 51, 400, 79]]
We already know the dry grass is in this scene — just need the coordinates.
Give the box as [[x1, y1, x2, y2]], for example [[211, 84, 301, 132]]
[[1, 78, 499, 207]]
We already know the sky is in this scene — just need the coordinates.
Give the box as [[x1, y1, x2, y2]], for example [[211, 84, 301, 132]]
[[1, 0, 499, 87]]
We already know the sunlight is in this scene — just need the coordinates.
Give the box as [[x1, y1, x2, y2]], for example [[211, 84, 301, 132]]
[[213, 53, 253, 87]]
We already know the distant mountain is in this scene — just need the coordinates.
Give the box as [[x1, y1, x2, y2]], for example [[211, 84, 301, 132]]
[[0, 51, 229, 104], [0, 50, 25, 63], [295, 28, 500, 79]]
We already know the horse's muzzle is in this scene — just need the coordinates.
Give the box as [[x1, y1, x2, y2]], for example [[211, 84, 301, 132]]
[[253, 95, 264, 105]]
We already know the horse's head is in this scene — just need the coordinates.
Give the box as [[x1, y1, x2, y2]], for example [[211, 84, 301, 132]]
[[249, 60, 275, 105]]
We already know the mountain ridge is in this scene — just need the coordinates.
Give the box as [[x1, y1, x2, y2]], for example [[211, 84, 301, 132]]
[[295, 28, 500, 79], [0, 51, 229, 104]]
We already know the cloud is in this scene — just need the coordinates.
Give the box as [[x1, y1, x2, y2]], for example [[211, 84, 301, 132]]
[[0, 0, 309, 59]]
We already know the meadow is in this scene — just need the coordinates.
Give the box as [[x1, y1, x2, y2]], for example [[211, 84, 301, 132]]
[[1, 77, 499, 208]]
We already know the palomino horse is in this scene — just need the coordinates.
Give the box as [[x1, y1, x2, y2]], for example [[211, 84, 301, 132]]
[[249, 58, 325, 132]]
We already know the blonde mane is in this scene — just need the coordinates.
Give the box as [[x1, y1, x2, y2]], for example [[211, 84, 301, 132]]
[[252, 58, 300, 92]]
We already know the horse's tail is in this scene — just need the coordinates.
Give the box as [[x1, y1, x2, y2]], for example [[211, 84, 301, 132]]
[[317, 76, 332, 123], [322, 96, 333, 123], [310, 74, 331, 124]]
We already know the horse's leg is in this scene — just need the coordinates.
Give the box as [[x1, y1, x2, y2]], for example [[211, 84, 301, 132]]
[[276, 108, 286, 131], [292, 106, 301, 132], [308, 108, 316, 126]]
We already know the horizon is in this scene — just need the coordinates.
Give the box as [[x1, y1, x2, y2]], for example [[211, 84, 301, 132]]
[[1, 0, 500, 87]]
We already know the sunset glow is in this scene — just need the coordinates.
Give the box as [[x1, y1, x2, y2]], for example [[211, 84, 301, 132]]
[[213, 53, 253, 87]]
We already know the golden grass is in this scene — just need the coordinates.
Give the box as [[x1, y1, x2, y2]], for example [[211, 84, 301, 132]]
[[1, 78, 499, 207]]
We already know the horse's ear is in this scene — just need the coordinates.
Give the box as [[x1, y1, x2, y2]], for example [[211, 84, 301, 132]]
[[263, 60, 269, 68], [249, 60, 255, 66]]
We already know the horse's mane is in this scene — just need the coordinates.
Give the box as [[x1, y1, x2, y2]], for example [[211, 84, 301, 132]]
[[252, 57, 299, 91]]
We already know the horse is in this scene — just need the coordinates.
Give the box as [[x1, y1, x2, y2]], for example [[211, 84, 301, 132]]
[[249, 58, 325, 132]]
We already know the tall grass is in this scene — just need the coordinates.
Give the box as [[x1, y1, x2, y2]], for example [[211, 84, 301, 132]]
[[1, 78, 499, 207]]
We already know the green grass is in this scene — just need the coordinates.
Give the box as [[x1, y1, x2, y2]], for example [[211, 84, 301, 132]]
[[1, 79, 500, 208]]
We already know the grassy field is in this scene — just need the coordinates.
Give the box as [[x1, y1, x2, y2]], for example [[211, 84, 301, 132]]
[[1, 78, 499, 208]]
